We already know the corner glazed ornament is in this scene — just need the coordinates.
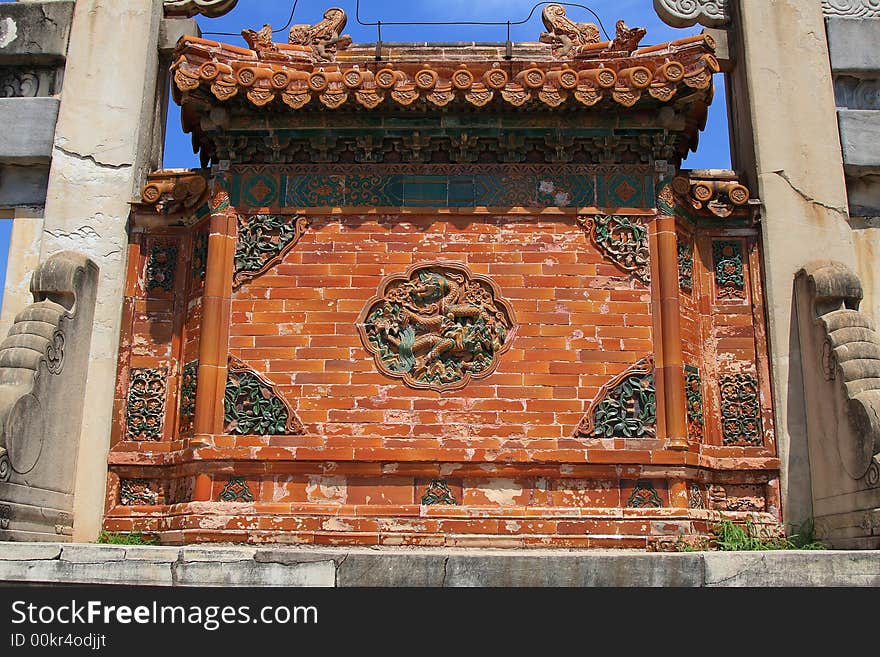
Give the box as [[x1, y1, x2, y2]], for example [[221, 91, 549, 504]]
[[358, 263, 516, 392]]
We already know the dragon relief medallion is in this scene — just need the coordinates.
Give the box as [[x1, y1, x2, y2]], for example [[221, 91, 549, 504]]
[[358, 263, 516, 392]]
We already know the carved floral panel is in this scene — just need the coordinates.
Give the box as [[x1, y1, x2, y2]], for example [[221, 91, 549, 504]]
[[575, 356, 656, 439], [233, 214, 308, 288], [720, 373, 763, 446], [224, 357, 305, 435], [579, 215, 651, 286], [358, 263, 516, 392], [125, 368, 167, 441]]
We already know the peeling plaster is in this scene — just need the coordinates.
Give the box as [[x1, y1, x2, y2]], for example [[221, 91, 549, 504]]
[[0, 18, 18, 48], [305, 476, 346, 503], [481, 479, 523, 506]]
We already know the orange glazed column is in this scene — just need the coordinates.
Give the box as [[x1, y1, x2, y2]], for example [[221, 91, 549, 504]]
[[654, 205, 689, 452], [192, 192, 236, 499]]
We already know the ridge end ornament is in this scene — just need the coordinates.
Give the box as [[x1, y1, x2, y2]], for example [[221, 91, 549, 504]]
[[540, 3, 601, 58]]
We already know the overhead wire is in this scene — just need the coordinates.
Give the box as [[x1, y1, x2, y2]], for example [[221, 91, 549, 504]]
[[201, 1, 611, 42]]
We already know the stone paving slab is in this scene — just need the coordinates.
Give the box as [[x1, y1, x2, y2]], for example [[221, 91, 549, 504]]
[[0, 543, 878, 587]]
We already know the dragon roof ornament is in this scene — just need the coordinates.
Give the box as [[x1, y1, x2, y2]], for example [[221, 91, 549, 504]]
[[241, 6, 352, 62], [164, 0, 239, 19], [540, 4, 647, 58]]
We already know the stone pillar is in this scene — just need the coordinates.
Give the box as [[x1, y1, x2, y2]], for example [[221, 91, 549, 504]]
[[37, 0, 164, 541], [731, 0, 857, 530]]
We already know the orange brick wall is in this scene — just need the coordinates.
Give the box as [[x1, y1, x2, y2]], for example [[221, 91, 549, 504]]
[[228, 214, 655, 444]]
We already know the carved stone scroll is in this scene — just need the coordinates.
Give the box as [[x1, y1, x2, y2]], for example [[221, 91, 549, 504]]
[[795, 261, 880, 548], [0, 252, 99, 540], [822, 0, 880, 18], [653, 0, 730, 28], [358, 263, 516, 392]]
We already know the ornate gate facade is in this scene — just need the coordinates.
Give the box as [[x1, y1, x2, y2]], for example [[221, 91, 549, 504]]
[[104, 7, 779, 547]]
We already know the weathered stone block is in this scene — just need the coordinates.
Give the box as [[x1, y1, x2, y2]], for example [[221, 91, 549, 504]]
[[0, 541, 61, 560], [0, 164, 49, 206], [444, 552, 704, 587], [827, 17, 880, 74], [337, 552, 448, 587], [839, 109, 880, 174], [0, 97, 59, 163], [0, 2, 75, 63], [174, 560, 336, 587], [703, 551, 880, 587], [159, 18, 199, 54]]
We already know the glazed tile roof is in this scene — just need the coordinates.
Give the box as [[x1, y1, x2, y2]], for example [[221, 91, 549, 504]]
[[169, 7, 719, 166], [171, 32, 718, 112]]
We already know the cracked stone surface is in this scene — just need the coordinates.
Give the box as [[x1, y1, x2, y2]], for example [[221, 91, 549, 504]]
[[737, 1, 858, 534], [1, 544, 878, 587], [53, 145, 133, 171], [773, 170, 850, 217]]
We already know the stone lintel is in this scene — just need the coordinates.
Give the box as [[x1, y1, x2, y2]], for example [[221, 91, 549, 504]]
[[839, 109, 880, 173], [827, 17, 880, 75], [0, 97, 59, 164]]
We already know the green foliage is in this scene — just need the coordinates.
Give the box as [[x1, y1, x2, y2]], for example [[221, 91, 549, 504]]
[[674, 520, 826, 552], [96, 531, 159, 546]]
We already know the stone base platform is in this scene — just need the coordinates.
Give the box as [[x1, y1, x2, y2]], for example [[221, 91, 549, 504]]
[[0, 543, 878, 587]]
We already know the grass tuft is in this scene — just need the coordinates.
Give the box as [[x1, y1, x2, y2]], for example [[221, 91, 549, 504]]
[[96, 531, 159, 546]]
